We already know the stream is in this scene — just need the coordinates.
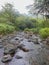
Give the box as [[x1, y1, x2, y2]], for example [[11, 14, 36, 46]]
[[0, 32, 49, 65]]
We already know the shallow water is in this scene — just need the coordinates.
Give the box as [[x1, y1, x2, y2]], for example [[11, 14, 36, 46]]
[[0, 32, 49, 65]]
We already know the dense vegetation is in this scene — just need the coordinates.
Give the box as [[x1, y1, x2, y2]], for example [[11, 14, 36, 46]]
[[0, 2, 49, 39], [0, 23, 15, 35]]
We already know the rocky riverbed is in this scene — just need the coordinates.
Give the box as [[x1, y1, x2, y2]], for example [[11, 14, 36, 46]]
[[0, 32, 49, 65]]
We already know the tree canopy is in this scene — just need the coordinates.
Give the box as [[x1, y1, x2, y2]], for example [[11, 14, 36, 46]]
[[27, 0, 49, 17]]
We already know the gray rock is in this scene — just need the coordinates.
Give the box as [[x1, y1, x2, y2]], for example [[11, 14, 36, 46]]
[[42, 40, 47, 44], [46, 37, 49, 44], [0, 39, 3, 48], [0, 44, 3, 48], [20, 46, 29, 52], [0, 39, 2, 43], [15, 37, 19, 40], [15, 55, 23, 59], [32, 36, 40, 44], [1, 54, 12, 63], [18, 44, 25, 49], [9, 38, 20, 46], [4, 44, 16, 54], [28, 39, 31, 42]]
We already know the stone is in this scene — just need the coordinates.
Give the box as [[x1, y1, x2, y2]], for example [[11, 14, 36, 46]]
[[28, 39, 31, 42], [0, 39, 2, 43], [32, 36, 40, 44], [10, 38, 20, 46], [24, 34, 29, 39], [15, 37, 19, 40], [4, 44, 16, 54], [15, 55, 23, 59], [0, 44, 3, 48], [18, 44, 25, 49], [42, 40, 47, 44], [21, 47, 29, 52], [28, 32, 33, 36], [0, 39, 3, 48], [1, 54, 12, 63], [46, 37, 49, 44], [18, 44, 29, 52]]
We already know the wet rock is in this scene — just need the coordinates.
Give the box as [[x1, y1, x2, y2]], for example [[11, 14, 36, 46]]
[[28, 32, 33, 36], [9, 39, 20, 48], [32, 36, 40, 44], [4, 44, 16, 54], [15, 55, 23, 59], [0, 44, 3, 48], [14, 37, 23, 41], [24, 33, 30, 39], [0, 35, 3, 39], [0, 39, 3, 48], [46, 37, 49, 44], [18, 44, 29, 52], [18, 44, 25, 49], [42, 40, 47, 44], [1, 54, 12, 63], [0, 39, 2, 43], [28, 39, 31, 42], [21, 47, 29, 52], [15, 37, 19, 40], [19, 38, 23, 41]]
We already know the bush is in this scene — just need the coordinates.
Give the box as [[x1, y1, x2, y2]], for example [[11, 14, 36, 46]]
[[24, 28, 38, 34], [39, 28, 49, 39], [0, 23, 15, 35], [24, 28, 30, 32], [30, 28, 39, 34]]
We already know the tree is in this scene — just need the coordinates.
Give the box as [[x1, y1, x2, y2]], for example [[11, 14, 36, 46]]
[[27, 0, 49, 18], [0, 3, 19, 25]]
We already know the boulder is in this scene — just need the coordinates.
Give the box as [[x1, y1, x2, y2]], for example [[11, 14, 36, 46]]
[[15, 55, 23, 59], [46, 37, 49, 44], [24, 34, 29, 39], [42, 40, 47, 44], [18, 44, 29, 52], [0, 44, 3, 48], [32, 37, 39, 44], [28, 39, 31, 42], [1, 54, 12, 63], [21, 46, 29, 52], [18, 44, 25, 49], [28, 32, 33, 36], [4, 44, 16, 54], [0, 39, 2, 43], [0, 39, 3, 48], [15, 37, 19, 40], [9, 38, 20, 46]]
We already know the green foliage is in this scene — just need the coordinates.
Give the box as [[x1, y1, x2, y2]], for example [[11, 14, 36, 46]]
[[30, 28, 39, 34], [0, 23, 15, 35], [39, 28, 49, 39], [24, 28, 31, 32], [24, 28, 38, 34], [28, 0, 49, 17], [0, 3, 49, 39], [16, 16, 38, 30], [0, 3, 20, 26], [26, 18, 37, 28]]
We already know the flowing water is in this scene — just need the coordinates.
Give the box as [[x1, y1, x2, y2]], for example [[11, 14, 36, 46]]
[[0, 32, 49, 65]]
